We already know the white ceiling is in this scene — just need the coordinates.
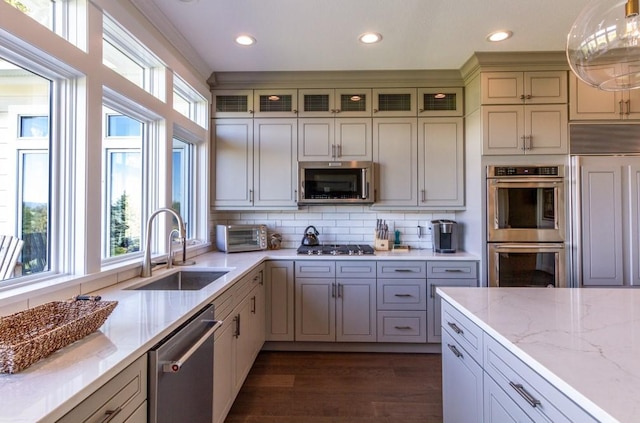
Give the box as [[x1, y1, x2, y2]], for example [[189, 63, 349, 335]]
[[130, 0, 593, 79]]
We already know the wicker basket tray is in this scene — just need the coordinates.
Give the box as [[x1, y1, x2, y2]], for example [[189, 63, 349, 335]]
[[0, 299, 118, 374]]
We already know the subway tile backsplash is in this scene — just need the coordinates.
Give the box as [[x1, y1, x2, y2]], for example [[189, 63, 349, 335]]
[[211, 205, 457, 250]]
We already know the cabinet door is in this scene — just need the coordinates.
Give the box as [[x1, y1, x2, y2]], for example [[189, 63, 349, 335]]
[[295, 278, 336, 341], [250, 273, 266, 356], [427, 278, 476, 343], [441, 330, 483, 423], [580, 161, 624, 286], [253, 89, 298, 117], [234, 294, 254, 392], [418, 87, 463, 117], [524, 71, 567, 104], [418, 117, 464, 207], [629, 165, 640, 286], [482, 106, 525, 155], [213, 119, 253, 207], [265, 261, 295, 341], [298, 118, 334, 160], [335, 118, 372, 160], [253, 119, 298, 206], [213, 318, 235, 423], [334, 89, 372, 117], [298, 89, 335, 117], [372, 88, 417, 116], [372, 118, 418, 206], [212, 89, 254, 118], [570, 74, 622, 120], [526, 104, 567, 154], [484, 374, 534, 423], [336, 278, 376, 342]]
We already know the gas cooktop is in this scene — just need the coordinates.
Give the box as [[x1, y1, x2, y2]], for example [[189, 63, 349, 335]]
[[297, 244, 375, 256]]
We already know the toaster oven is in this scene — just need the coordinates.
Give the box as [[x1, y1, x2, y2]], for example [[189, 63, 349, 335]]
[[216, 224, 267, 252]]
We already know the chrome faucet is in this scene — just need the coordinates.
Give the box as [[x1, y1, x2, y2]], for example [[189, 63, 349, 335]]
[[141, 207, 186, 277]]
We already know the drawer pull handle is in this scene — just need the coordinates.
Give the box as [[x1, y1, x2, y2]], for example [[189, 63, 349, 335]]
[[447, 321, 463, 335], [509, 382, 541, 408], [447, 343, 463, 358], [445, 269, 463, 272], [393, 269, 413, 272], [99, 407, 123, 423], [394, 326, 412, 330], [394, 293, 412, 297]]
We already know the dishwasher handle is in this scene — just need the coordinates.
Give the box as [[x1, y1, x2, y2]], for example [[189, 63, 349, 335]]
[[163, 320, 222, 373]]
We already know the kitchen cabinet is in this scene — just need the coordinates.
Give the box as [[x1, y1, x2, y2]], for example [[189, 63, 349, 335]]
[[569, 74, 640, 120], [418, 87, 464, 117], [372, 88, 417, 116], [212, 118, 298, 209], [481, 71, 567, 105], [483, 373, 534, 422], [298, 117, 372, 161], [253, 89, 298, 117], [376, 261, 427, 343], [577, 156, 640, 287], [212, 89, 254, 118], [213, 265, 265, 423], [426, 261, 478, 343], [373, 117, 464, 209], [482, 104, 568, 155], [298, 88, 372, 117], [418, 117, 464, 207], [294, 261, 377, 342], [57, 355, 147, 423], [265, 261, 295, 341]]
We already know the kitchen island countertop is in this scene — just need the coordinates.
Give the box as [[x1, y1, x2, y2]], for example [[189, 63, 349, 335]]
[[437, 287, 640, 423], [0, 248, 478, 422]]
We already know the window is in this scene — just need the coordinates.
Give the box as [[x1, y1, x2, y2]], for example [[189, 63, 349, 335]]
[[102, 108, 143, 259], [103, 14, 165, 101], [0, 57, 51, 282], [173, 73, 207, 128], [172, 137, 193, 238]]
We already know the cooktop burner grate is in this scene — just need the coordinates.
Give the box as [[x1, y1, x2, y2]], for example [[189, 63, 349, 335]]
[[297, 244, 375, 256]]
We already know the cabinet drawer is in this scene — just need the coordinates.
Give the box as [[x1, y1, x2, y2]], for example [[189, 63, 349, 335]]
[[441, 300, 483, 364], [336, 261, 376, 278], [58, 355, 147, 423], [377, 311, 426, 343], [377, 279, 426, 310], [484, 335, 598, 423], [295, 261, 336, 278], [377, 261, 427, 278], [214, 287, 235, 320], [427, 261, 477, 279]]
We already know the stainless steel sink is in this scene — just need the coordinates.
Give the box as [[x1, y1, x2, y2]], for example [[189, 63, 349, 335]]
[[128, 270, 229, 291]]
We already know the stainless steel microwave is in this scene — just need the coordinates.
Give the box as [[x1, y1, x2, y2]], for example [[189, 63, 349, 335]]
[[216, 224, 267, 252], [298, 161, 375, 204]]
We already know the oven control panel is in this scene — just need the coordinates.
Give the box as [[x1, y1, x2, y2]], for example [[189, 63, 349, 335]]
[[489, 165, 561, 177]]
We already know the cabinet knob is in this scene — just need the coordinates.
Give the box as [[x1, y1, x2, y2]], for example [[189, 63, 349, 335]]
[[249, 110, 254, 114], [373, 109, 379, 113]]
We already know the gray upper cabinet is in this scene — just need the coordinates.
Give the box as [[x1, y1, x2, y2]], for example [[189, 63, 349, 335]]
[[570, 74, 640, 120], [298, 117, 372, 161], [372, 88, 417, 117], [481, 71, 568, 105], [212, 90, 254, 118], [253, 90, 299, 118], [298, 89, 372, 117], [418, 87, 463, 117]]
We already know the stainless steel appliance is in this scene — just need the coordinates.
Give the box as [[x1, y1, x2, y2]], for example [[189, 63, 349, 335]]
[[432, 219, 458, 253], [148, 304, 222, 423], [298, 161, 374, 204], [216, 224, 267, 252], [487, 165, 565, 242], [488, 243, 566, 287], [297, 244, 375, 256]]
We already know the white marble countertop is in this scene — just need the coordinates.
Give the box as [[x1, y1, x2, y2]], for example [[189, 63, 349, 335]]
[[0, 249, 478, 422], [437, 287, 640, 423]]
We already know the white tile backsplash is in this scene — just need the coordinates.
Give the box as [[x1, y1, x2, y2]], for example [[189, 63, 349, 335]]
[[211, 207, 456, 250]]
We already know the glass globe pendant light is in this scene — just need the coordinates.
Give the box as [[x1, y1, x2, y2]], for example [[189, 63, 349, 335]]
[[567, 0, 640, 91]]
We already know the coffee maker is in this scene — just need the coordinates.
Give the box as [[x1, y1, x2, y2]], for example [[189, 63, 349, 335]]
[[431, 219, 458, 253]]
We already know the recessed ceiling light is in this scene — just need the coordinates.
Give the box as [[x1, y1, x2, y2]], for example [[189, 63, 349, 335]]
[[235, 35, 256, 46], [487, 30, 513, 42], [359, 32, 382, 44]]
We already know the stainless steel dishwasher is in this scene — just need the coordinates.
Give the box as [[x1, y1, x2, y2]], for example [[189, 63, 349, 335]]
[[148, 304, 221, 423]]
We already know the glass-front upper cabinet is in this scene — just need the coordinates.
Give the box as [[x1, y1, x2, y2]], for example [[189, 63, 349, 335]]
[[372, 88, 417, 116], [418, 87, 463, 117], [212, 90, 254, 118], [298, 89, 372, 117], [253, 90, 298, 117]]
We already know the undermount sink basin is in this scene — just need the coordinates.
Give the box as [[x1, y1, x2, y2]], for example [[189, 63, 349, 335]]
[[128, 270, 229, 291]]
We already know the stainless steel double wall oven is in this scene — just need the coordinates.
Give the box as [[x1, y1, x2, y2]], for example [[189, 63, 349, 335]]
[[486, 165, 566, 287]]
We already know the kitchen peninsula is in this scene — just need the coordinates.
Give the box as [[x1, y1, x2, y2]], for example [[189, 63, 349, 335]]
[[438, 287, 640, 422]]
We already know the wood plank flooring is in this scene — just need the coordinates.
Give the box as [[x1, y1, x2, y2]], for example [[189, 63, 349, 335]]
[[225, 351, 443, 423]]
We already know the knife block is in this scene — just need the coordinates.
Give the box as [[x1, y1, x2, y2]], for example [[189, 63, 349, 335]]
[[374, 231, 390, 251]]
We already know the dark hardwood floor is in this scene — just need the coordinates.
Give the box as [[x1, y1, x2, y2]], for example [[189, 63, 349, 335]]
[[225, 351, 443, 423]]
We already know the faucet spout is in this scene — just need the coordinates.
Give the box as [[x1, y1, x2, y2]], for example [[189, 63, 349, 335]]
[[141, 207, 186, 277]]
